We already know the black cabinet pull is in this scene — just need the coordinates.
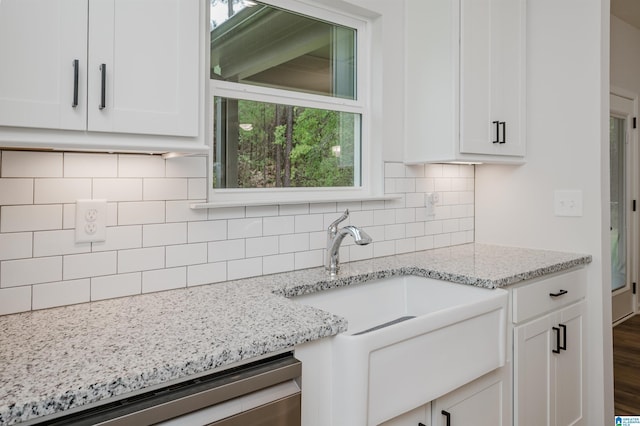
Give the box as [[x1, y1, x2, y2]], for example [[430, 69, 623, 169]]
[[549, 289, 568, 298], [492, 121, 500, 143], [552, 326, 561, 354], [559, 323, 567, 351], [99, 63, 106, 110], [72, 59, 79, 108], [442, 410, 451, 426], [499, 121, 506, 143]]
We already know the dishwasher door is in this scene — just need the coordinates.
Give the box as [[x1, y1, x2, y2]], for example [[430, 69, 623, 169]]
[[30, 352, 301, 426]]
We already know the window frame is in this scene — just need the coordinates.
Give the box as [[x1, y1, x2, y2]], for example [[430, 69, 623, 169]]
[[206, 0, 377, 206]]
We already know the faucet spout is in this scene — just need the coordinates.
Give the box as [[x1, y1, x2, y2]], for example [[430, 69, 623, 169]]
[[325, 210, 372, 276]]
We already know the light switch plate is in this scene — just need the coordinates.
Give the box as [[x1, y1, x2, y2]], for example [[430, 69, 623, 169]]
[[75, 199, 107, 243], [554, 190, 583, 217]]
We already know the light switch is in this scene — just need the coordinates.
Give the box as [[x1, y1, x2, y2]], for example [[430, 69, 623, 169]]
[[554, 190, 583, 217]]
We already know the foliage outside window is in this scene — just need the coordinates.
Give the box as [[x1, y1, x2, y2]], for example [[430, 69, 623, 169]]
[[209, 0, 366, 200]]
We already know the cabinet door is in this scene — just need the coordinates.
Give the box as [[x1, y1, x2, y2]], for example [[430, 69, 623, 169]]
[[88, 0, 199, 137], [555, 302, 585, 426], [459, 0, 525, 157], [514, 313, 554, 426], [380, 404, 430, 426], [432, 372, 504, 426], [0, 0, 87, 130]]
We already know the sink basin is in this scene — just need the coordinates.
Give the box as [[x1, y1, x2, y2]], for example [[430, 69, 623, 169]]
[[293, 275, 508, 425]]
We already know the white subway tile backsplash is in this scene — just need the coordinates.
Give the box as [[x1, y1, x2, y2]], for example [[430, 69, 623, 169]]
[[33, 230, 91, 257], [142, 267, 186, 293], [165, 156, 207, 178], [188, 178, 207, 200], [188, 220, 227, 243], [166, 243, 207, 267], [91, 273, 141, 300], [0, 232, 32, 261], [166, 200, 208, 223], [0, 179, 33, 205], [263, 216, 294, 236], [64, 153, 117, 177], [2, 151, 62, 178], [144, 178, 188, 201], [0, 286, 31, 315], [228, 218, 262, 239], [119, 154, 165, 178], [385, 224, 406, 240], [228, 257, 262, 280], [0, 152, 475, 315], [279, 204, 309, 216], [34, 179, 91, 204], [263, 253, 294, 275], [118, 247, 165, 273], [209, 239, 244, 262], [279, 233, 309, 253], [92, 225, 142, 252], [373, 209, 395, 226], [93, 179, 143, 201], [208, 206, 245, 220], [33, 279, 90, 310], [246, 205, 279, 218], [295, 214, 324, 233], [187, 262, 227, 286], [143, 223, 187, 247], [1, 205, 62, 232], [118, 201, 165, 225], [1, 256, 62, 287], [294, 249, 323, 270], [245, 236, 278, 258], [64, 252, 117, 280]]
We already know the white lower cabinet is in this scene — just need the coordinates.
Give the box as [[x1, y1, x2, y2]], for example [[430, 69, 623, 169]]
[[512, 269, 586, 426], [432, 368, 506, 426], [380, 368, 506, 426], [379, 404, 431, 426]]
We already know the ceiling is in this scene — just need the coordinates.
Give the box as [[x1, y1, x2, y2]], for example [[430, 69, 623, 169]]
[[612, 0, 640, 29]]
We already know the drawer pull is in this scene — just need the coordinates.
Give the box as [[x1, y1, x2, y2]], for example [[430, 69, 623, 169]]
[[549, 289, 568, 298], [552, 326, 561, 353]]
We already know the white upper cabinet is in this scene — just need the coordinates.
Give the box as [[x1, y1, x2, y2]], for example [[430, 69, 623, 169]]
[[0, 0, 88, 131], [405, 0, 526, 164], [0, 0, 205, 153]]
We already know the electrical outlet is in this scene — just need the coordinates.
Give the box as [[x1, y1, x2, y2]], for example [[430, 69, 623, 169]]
[[554, 190, 583, 217], [75, 199, 107, 243], [426, 192, 440, 217]]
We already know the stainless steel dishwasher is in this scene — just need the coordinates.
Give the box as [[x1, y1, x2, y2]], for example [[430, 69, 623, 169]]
[[29, 352, 301, 426]]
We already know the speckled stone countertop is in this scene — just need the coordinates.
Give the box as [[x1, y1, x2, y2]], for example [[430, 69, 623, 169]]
[[0, 243, 591, 425]]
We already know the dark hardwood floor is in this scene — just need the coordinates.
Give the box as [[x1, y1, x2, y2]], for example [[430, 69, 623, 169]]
[[614, 314, 640, 415]]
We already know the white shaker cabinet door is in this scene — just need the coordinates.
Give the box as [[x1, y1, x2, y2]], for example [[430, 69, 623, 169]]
[[459, 0, 526, 157], [0, 0, 88, 130], [87, 0, 199, 137]]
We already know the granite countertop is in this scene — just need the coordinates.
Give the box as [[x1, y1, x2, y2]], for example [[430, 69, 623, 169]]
[[0, 243, 591, 425]]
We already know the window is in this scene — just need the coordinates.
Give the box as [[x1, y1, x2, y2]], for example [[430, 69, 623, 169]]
[[209, 0, 371, 204]]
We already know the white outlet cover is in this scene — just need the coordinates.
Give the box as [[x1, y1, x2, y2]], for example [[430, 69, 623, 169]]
[[554, 190, 583, 217], [75, 199, 107, 243]]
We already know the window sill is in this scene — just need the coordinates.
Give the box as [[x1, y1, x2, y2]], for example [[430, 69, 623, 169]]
[[190, 194, 401, 209]]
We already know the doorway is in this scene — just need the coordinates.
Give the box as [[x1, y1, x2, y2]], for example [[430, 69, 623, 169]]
[[610, 91, 637, 324]]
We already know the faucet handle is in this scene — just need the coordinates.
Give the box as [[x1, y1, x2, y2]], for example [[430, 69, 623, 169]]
[[328, 209, 349, 231]]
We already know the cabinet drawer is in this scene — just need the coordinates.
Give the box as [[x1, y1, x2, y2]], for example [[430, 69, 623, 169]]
[[512, 268, 586, 323]]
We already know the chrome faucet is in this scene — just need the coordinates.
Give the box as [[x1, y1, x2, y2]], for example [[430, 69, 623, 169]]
[[326, 209, 372, 276]]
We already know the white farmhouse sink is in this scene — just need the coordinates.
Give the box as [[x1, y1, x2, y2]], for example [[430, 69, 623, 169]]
[[293, 275, 508, 426]]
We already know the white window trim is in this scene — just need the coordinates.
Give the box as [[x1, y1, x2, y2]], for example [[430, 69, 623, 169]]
[[204, 0, 383, 207]]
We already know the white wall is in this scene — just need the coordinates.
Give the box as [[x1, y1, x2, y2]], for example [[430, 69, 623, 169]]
[[475, 0, 612, 423], [611, 15, 640, 94]]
